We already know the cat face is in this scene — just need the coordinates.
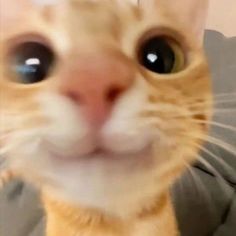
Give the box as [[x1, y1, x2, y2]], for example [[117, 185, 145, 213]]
[[0, 0, 211, 217]]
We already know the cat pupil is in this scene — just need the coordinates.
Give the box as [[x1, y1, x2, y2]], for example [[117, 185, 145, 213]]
[[10, 42, 55, 84], [139, 37, 175, 74]]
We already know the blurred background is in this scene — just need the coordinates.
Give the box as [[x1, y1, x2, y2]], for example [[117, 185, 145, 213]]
[[207, 0, 236, 37]]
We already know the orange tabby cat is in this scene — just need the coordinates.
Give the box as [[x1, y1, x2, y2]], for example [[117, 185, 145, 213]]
[[0, 0, 212, 235]]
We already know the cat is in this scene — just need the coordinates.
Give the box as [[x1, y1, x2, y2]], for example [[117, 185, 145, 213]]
[[0, 0, 212, 235]]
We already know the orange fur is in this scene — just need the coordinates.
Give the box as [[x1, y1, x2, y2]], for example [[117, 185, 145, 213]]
[[43, 192, 178, 236], [0, 1, 211, 235]]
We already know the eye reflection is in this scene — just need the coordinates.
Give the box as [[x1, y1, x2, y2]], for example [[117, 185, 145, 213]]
[[8, 41, 55, 84]]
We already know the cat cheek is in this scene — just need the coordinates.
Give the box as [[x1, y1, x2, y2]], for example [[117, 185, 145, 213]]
[[101, 117, 154, 154], [35, 93, 94, 157], [102, 130, 152, 154]]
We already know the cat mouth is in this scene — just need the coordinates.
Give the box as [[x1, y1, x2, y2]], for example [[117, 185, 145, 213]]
[[88, 147, 150, 159], [49, 143, 152, 163], [90, 147, 110, 156], [44, 131, 154, 162]]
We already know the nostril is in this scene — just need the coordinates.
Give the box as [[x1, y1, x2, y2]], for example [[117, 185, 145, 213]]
[[66, 91, 83, 104], [106, 86, 125, 103]]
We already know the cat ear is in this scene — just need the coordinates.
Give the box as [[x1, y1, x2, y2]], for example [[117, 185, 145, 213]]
[[138, 0, 209, 43]]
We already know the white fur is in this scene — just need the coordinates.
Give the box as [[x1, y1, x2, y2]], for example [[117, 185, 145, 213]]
[[6, 78, 173, 218], [38, 80, 164, 218], [3, 72, 195, 219], [39, 80, 166, 218]]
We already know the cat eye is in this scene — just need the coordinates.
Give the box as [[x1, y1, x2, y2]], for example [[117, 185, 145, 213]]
[[138, 36, 184, 74], [8, 41, 55, 84]]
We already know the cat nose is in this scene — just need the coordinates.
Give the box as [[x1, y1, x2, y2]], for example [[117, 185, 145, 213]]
[[59, 50, 134, 127]]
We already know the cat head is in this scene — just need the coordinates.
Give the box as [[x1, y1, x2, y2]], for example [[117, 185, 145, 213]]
[[0, 0, 211, 218]]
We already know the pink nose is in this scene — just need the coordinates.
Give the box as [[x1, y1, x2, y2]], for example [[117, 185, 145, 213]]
[[59, 50, 134, 127]]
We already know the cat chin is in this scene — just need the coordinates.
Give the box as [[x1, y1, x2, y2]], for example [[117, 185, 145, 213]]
[[40, 142, 184, 220], [42, 149, 165, 219], [44, 182, 165, 220]]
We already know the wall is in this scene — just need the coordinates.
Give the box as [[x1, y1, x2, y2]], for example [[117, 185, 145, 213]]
[[207, 0, 236, 37]]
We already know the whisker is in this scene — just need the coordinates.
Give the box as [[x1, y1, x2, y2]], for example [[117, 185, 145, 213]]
[[196, 155, 233, 198], [0, 141, 20, 156], [0, 156, 7, 170], [194, 143, 235, 173], [184, 99, 235, 109], [189, 119, 236, 132], [182, 133, 236, 157], [196, 155, 225, 181], [144, 100, 235, 115], [143, 104, 226, 115], [182, 96, 236, 110], [174, 163, 219, 216], [168, 108, 235, 119], [0, 170, 15, 189], [199, 136, 236, 156], [196, 154, 235, 196], [184, 163, 211, 197], [213, 92, 236, 98], [213, 108, 236, 113]]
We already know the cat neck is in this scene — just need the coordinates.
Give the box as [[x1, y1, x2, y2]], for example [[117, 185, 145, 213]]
[[42, 191, 179, 236]]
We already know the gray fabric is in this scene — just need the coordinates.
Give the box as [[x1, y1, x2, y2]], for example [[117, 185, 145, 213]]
[[173, 167, 236, 236], [173, 30, 236, 236], [0, 181, 45, 236], [0, 30, 236, 236]]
